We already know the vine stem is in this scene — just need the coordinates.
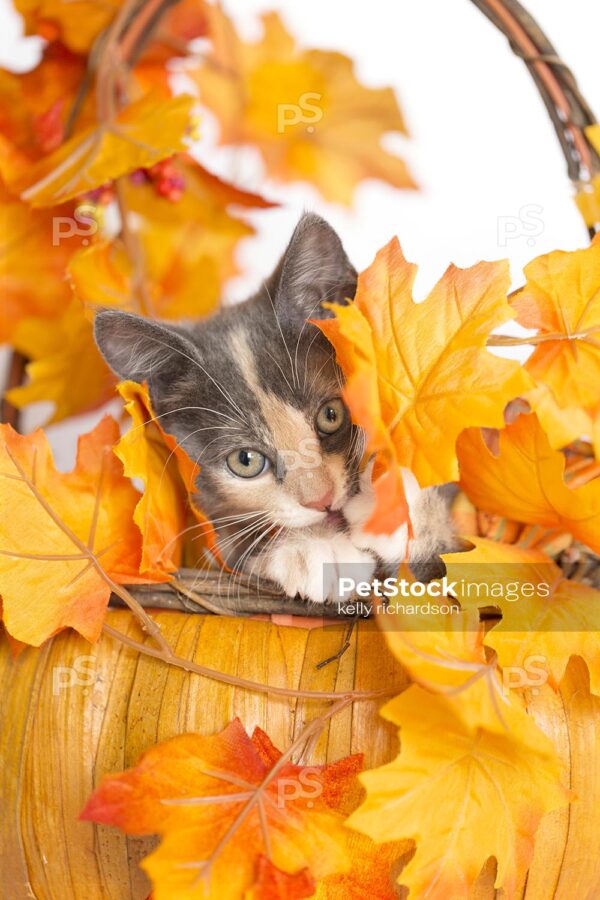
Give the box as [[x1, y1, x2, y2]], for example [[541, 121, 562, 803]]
[[487, 325, 600, 347], [102, 622, 393, 702]]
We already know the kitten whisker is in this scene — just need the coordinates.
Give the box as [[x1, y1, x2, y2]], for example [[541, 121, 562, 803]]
[[143, 335, 247, 422]]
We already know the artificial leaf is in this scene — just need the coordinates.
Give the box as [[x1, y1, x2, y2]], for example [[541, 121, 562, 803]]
[[457, 413, 600, 553], [115, 381, 187, 579], [4, 92, 195, 207], [192, 9, 415, 204], [347, 680, 568, 899], [14, 0, 207, 56], [0, 44, 89, 170], [524, 381, 593, 451], [378, 599, 490, 695], [317, 238, 530, 530], [81, 718, 361, 900], [510, 239, 600, 409], [443, 537, 600, 695], [69, 157, 274, 319], [115, 380, 221, 578], [0, 186, 93, 342], [0, 417, 146, 645], [247, 857, 315, 900], [14, 0, 121, 53], [575, 126, 600, 227], [315, 832, 412, 899], [5, 299, 115, 423]]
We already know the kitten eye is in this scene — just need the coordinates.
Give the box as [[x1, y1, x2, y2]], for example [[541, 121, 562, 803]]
[[226, 448, 268, 478], [316, 398, 346, 435]]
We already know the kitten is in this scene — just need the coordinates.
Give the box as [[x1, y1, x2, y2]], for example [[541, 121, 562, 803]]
[[94, 213, 459, 603]]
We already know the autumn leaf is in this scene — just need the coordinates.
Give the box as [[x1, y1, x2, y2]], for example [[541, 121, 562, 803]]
[[14, 0, 207, 57], [0, 417, 147, 645], [191, 8, 415, 204], [69, 157, 275, 320], [116, 380, 205, 579], [4, 92, 195, 207], [317, 238, 530, 530], [0, 185, 93, 342], [81, 718, 361, 900], [0, 44, 89, 169], [510, 239, 600, 409], [246, 857, 315, 900], [575, 126, 600, 227], [457, 413, 600, 554], [5, 299, 115, 423], [524, 381, 593, 451], [347, 680, 568, 899], [377, 598, 492, 696], [116, 381, 186, 579], [14, 0, 121, 53], [443, 537, 600, 696]]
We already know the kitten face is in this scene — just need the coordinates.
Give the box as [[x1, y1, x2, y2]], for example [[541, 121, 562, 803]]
[[94, 213, 362, 565]]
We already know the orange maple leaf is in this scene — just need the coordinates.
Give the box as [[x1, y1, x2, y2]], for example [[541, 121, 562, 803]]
[[69, 157, 275, 320], [4, 92, 195, 207], [191, 8, 415, 205], [5, 298, 115, 424], [0, 185, 91, 343], [115, 381, 219, 578], [457, 413, 600, 554], [511, 239, 600, 410], [14, 0, 207, 57], [317, 238, 530, 532], [0, 416, 151, 646], [81, 718, 362, 900]]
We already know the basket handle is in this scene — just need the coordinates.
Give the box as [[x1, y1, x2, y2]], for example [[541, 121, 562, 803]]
[[470, 0, 599, 238]]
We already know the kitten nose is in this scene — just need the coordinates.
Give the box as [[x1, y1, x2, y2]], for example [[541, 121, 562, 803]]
[[302, 488, 334, 511]]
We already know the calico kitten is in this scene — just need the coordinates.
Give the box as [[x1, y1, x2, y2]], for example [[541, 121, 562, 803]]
[[94, 213, 458, 603]]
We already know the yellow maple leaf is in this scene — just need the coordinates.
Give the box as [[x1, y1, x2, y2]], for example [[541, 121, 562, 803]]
[[510, 239, 600, 410], [69, 157, 273, 320], [378, 599, 491, 696], [575, 125, 600, 228], [0, 185, 93, 342], [347, 680, 568, 898], [192, 9, 415, 204], [115, 381, 187, 579], [3, 92, 195, 207], [0, 417, 146, 645], [443, 537, 600, 695], [524, 381, 593, 450], [5, 299, 115, 423], [317, 238, 530, 530], [457, 413, 600, 554]]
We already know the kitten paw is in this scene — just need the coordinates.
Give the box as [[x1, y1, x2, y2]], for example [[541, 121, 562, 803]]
[[343, 462, 414, 564], [252, 533, 376, 604]]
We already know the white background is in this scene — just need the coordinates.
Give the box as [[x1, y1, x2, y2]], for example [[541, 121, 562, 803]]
[[1, 0, 599, 467]]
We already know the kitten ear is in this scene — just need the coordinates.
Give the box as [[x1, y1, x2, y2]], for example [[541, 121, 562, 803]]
[[274, 213, 357, 322], [94, 309, 198, 384]]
